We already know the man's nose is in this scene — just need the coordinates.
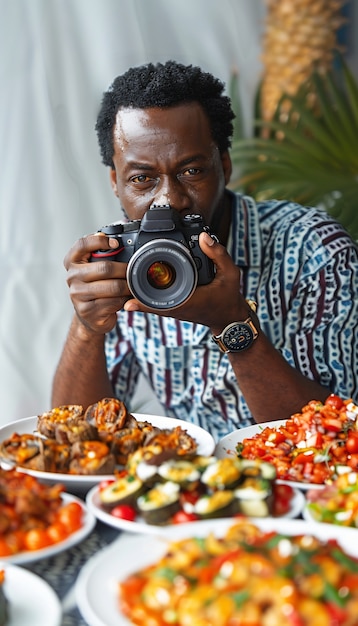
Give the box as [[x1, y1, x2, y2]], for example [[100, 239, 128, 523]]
[[154, 177, 191, 211]]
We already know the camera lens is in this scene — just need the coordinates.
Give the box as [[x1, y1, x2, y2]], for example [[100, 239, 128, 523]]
[[127, 239, 198, 309], [147, 262, 176, 289]]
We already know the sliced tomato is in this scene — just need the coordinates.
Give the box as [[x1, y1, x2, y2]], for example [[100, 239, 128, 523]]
[[266, 431, 287, 445], [305, 432, 323, 448], [321, 418, 343, 433], [292, 450, 315, 465]]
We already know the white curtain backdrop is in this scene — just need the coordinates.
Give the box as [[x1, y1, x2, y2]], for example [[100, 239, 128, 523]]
[[1, 0, 356, 424], [0, 0, 266, 423]]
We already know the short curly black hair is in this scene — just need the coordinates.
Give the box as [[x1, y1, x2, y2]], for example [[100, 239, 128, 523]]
[[95, 60, 235, 168]]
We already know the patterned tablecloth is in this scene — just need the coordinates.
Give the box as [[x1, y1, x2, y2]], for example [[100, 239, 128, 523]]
[[23, 520, 120, 626]]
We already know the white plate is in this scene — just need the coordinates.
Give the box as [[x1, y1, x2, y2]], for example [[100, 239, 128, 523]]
[[215, 421, 324, 491], [0, 413, 215, 494], [85, 483, 305, 535], [76, 517, 358, 626], [0, 561, 62, 626], [2, 493, 96, 565]]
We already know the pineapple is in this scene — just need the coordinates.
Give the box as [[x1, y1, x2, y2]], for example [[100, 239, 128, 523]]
[[260, 0, 347, 122]]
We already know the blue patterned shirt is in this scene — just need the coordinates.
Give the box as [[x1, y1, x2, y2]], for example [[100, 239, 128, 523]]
[[105, 193, 358, 441]]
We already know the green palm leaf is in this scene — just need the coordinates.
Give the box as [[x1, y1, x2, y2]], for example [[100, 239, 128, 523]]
[[230, 54, 358, 240]]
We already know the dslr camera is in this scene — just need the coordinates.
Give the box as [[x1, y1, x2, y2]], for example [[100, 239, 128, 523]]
[[91, 204, 216, 309]]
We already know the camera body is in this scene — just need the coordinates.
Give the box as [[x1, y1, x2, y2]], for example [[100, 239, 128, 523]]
[[91, 204, 216, 309]]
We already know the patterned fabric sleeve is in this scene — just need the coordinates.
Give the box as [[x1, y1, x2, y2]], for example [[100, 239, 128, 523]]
[[256, 205, 358, 402]]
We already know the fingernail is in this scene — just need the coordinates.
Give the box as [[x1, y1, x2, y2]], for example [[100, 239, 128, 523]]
[[124, 301, 139, 312], [109, 237, 119, 248], [202, 231, 215, 246]]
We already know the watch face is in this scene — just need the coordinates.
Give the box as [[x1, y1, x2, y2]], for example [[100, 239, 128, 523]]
[[224, 323, 254, 351]]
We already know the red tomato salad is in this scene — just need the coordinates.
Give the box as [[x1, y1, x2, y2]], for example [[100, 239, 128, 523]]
[[236, 395, 358, 485]]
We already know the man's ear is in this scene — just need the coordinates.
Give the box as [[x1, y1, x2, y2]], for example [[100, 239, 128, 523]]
[[109, 168, 119, 197], [221, 151, 232, 185]]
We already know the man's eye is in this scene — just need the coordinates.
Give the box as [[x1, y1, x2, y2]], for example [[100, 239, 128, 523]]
[[131, 175, 152, 183], [182, 168, 201, 176]]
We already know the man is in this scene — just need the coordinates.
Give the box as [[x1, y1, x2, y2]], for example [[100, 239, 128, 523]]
[[52, 60, 358, 441]]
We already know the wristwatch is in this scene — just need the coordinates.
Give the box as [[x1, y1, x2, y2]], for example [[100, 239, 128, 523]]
[[212, 300, 259, 353]]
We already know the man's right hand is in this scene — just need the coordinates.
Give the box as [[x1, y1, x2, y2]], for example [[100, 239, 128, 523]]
[[63, 233, 132, 334]]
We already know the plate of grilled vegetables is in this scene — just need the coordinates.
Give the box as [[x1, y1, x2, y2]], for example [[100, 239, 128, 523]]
[[0, 398, 215, 493], [85, 454, 305, 534]]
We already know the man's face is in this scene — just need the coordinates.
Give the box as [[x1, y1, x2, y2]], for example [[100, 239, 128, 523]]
[[109, 102, 232, 226]]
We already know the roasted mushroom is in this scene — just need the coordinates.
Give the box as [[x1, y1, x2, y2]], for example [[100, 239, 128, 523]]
[[54, 420, 98, 445], [37, 405, 84, 438], [69, 440, 116, 475], [25, 439, 72, 473], [84, 397, 128, 434], [109, 427, 146, 466], [0, 433, 42, 467]]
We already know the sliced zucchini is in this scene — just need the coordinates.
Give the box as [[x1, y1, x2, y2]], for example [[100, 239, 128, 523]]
[[137, 481, 181, 525], [201, 458, 242, 490], [236, 497, 273, 518], [194, 490, 239, 519], [157, 460, 200, 489], [135, 461, 159, 485], [192, 455, 216, 472], [99, 474, 144, 508], [235, 477, 274, 517], [238, 459, 276, 481]]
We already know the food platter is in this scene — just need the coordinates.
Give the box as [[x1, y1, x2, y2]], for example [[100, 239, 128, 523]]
[[75, 517, 358, 626], [215, 421, 324, 491], [0, 414, 215, 494], [0, 562, 62, 626], [2, 493, 96, 565], [85, 483, 305, 534], [215, 420, 287, 458]]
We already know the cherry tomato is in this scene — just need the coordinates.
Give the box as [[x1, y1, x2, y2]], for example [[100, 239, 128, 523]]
[[171, 510, 199, 524], [346, 433, 358, 454], [57, 501, 83, 533], [274, 484, 294, 500], [111, 504, 137, 521], [47, 521, 69, 544], [24, 528, 52, 551], [272, 484, 294, 516], [325, 394, 344, 410], [179, 490, 201, 507]]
